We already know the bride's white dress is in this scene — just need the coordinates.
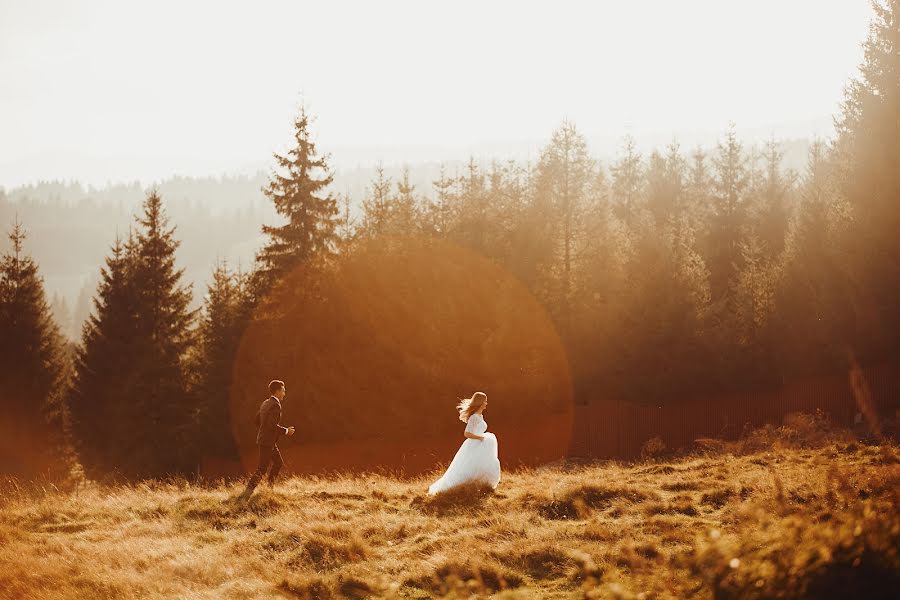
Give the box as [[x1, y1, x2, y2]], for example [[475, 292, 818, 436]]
[[428, 413, 501, 495]]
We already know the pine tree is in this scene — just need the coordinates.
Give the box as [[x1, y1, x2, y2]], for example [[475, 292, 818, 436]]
[[129, 191, 196, 477], [834, 0, 900, 357], [484, 160, 529, 265], [733, 233, 780, 348], [729, 231, 783, 384], [646, 142, 688, 230], [0, 220, 72, 479], [686, 147, 713, 225], [193, 262, 250, 463], [254, 107, 339, 298], [610, 136, 644, 226], [427, 164, 458, 237], [70, 192, 196, 479], [708, 124, 751, 303], [69, 236, 138, 478], [753, 137, 792, 260], [360, 165, 394, 239], [456, 157, 490, 254], [336, 192, 356, 246], [534, 121, 597, 335], [568, 165, 628, 390], [775, 141, 853, 372], [393, 167, 420, 235]]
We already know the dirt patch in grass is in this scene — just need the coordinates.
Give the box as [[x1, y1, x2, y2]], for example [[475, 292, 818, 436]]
[[700, 487, 735, 509], [406, 560, 523, 595], [176, 492, 287, 523], [663, 480, 703, 492], [495, 546, 577, 580], [278, 575, 333, 599], [284, 527, 369, 571], [535, 485, 651, 520], [644, 499, 699, 517]]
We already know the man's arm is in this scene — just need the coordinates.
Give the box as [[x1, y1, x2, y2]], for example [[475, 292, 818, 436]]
[[271, 404, 292, 436]]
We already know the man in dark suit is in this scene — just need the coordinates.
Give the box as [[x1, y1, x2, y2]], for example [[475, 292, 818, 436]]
[[240, 379, 295, 499]]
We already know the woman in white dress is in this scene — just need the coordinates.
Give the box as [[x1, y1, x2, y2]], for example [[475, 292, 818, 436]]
[[428, 391, 501, 495]]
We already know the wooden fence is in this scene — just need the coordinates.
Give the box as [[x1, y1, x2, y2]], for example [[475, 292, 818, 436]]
[[200, 363, 898, 477], [568, 362, 900, 460]]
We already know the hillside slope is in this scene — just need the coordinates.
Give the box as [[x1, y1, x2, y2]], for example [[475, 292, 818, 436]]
[[1, 432, 897, 599]]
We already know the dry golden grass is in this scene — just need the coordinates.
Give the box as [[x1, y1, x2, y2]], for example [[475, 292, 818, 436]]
[[1, 430, 898, 599]]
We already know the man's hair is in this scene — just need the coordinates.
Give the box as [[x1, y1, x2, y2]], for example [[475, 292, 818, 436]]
[[268, 379, 285, 394]]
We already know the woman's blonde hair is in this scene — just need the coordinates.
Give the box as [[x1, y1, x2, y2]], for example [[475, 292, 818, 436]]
[[457, 391, 487, 422]]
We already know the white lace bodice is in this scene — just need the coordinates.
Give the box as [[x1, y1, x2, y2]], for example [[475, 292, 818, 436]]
[[465, 413, 488, 435]]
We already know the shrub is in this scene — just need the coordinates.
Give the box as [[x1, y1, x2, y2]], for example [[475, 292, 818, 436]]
[[641, 436, 667, 460]]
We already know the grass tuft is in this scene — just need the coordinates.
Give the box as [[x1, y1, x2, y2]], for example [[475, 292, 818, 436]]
[[536, 485, 650, 520]]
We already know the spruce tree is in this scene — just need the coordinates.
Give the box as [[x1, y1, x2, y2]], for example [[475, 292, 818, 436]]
[[358, 164, 424, 249], [775, 141, 853, 372], [753, 137, 792, 260], [70, 192, 196, 479], [393, 167, 420, 235], [534, 122, 597, 335], [254, 107, 339, 298], [0, 220, 71, 478], [610, 136, 644, 226], [686, 147, 713, 229], [646, 150, 670, 227], [129, 191, 196, 477], [336, 193, 357, 246], [427, 164, 459, 237], [455, 158, 490, 254], [69, 236, 138, 478], [708, 125, 750, 303], [834, 0, 900, 357], [193, 262, 251, 462], [360, 165, 394, 239]]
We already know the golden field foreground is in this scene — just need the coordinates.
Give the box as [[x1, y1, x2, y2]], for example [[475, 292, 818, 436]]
[[1, 420, 898, 599]]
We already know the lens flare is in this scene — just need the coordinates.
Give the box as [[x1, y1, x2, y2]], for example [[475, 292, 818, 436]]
[[226, 236, 573, 475]]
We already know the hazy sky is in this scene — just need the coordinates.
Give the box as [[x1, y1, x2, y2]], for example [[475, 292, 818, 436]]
[[0, 0, 874, 187]]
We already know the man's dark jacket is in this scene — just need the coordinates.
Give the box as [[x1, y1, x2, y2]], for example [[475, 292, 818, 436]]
[[255, 396, 288, 446]]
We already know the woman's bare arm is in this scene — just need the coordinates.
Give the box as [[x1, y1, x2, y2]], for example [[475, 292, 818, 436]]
[[464, 432, 485, 440]]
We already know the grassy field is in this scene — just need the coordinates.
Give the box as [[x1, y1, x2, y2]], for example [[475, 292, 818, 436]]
[[1, 418, 898, 599]]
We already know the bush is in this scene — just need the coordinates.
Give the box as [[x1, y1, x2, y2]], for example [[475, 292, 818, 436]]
[[641, 436, 667, 460], [736, 410, 849, 455]]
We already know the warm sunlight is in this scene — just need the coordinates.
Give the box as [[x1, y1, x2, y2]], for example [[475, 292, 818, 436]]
[[1, 1, 898, 598]]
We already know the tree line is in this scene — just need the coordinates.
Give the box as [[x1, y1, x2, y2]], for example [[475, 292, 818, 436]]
[[2, 1, 898, 480]]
